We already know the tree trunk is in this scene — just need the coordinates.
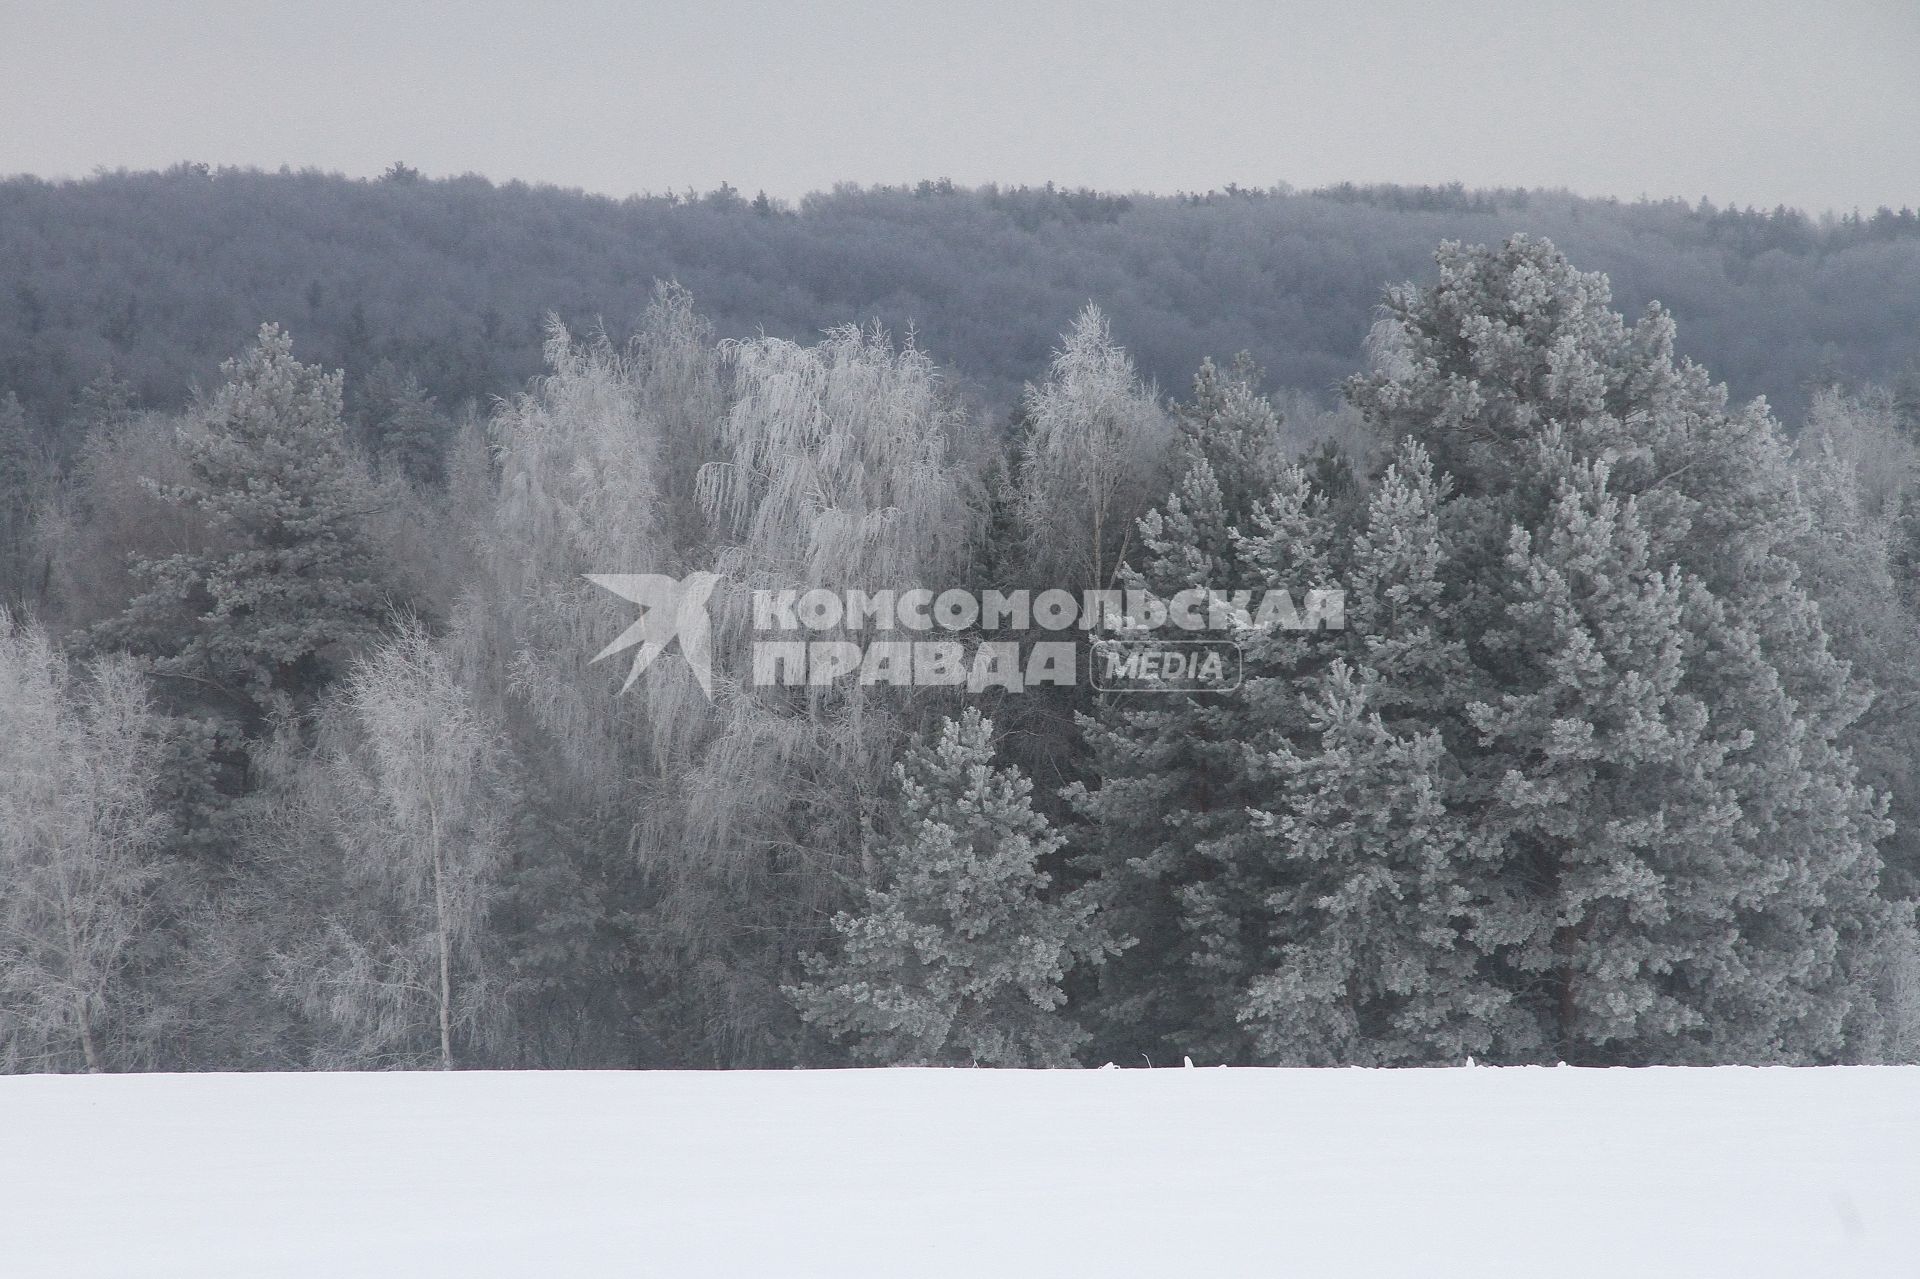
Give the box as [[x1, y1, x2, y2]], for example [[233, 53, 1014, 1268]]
[[56, 869, 102, 1073], [76, 994, 101, 1074], [1554, 913, 1595, 1063], [431, 806, 452, 1071]]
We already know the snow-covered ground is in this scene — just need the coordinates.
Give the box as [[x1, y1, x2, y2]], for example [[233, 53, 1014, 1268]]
[[3, 1065, 1916, 1277]]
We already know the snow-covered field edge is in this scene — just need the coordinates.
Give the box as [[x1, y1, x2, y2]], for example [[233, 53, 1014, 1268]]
[[3, 1065, 1916, 1277]]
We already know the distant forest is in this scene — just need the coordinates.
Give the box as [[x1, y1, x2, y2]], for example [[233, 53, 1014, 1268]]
[[3, 166, 1919, 438]]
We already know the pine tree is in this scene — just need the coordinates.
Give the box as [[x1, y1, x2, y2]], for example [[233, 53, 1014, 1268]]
[[1173, 354, 1287, 517], [1461, 444, 1774, 1059], [1069, 360, 1306, 1062], [1346, 236, 1901, 1061], [790, 710, 1111, 1066], [1233, 662, 1492, 1064], [1212, 441, 1511, 1064], [90, 324, 388, 720], [1087, 238, 1908, 1066]]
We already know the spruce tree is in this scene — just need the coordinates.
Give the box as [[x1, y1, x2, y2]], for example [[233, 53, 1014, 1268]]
[[1071, 457, 1268, 1061], [73, 367, 137, 436], [790, 710, 1111, 1066], [1891, 356, 1920, 440]]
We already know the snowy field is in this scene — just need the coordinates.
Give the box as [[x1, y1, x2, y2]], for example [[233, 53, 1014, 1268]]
[[3, 1066, 1917, 1277]]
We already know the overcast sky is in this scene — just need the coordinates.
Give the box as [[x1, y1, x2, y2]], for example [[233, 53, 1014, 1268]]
[[3, 0, 1916, 214]]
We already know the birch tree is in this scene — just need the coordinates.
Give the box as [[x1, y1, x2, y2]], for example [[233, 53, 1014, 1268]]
[[471, 301, 709, 1065], [659, 322, 983, 1060], [271, 622, 513, 1069], [686, 322, 980, 871], [1013, 305, 1173, 589], [0, 622, 163, 1072], [474, 298, 983, 1063], [1790, 388, 1920, 899]]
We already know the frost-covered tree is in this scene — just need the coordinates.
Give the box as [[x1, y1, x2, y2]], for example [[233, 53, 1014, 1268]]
[[1894, 357, 1920, 440], [634, 282, 729, 551], [1206, 441, 1508, 1065], [1460, 444, 1793, 1059], [268, 622, 514, 1069], [470, 300, 986, 1065], [72, 367, 137, 436], [657, 320, 982, 1060], [1173, 354, 1290, 518], [1080, 435, 1501, 1066], [356, 361, 448, 487], [1790, 389, 1920, 897], [1013, 304, 1173, 589], [687, 321, 981, 876], [467, 308, 690, 1066], [36, 410, 217, 631], [0, 622, 164, 1072], [0, 392, 47, 612], [1347, 236, 1902, 1062], [790, 710, 1110, 1066], [1082, 238, 1907, 1067], [1070, 361, 1314, 1062], [90, 324, 389, 719], [480, 315, 673, 801], [1069, 459, 1259, 1061]]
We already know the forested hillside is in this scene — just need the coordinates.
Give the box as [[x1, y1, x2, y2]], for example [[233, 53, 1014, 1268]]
[[4, 166, 1919, 438]]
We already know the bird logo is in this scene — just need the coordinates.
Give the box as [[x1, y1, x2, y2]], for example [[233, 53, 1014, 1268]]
[[584, 571, 721, 697]]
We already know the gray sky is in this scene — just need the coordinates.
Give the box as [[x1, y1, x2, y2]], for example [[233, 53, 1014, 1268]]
[[3, 0, 1916, 214]]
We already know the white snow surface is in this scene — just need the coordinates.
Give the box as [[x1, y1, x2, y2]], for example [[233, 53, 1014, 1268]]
[[3, 1065, 1917, 1277]]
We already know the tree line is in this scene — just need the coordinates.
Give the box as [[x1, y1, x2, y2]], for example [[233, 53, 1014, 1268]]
[[4, 168, 1920, 448]]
